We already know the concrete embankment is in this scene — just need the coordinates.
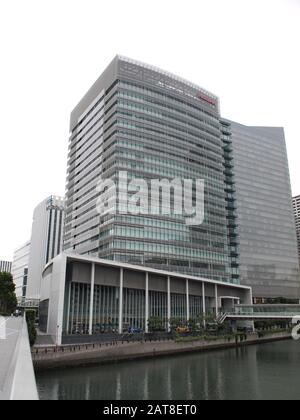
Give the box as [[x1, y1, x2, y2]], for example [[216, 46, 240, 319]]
[[32, 331, 291, 372]]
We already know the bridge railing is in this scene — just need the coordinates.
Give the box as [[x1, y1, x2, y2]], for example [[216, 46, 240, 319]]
[[218, 304, 300, 319], [17, 298, 40, 308], [227, 312, 300, 317], [231, 304, 300, 315]]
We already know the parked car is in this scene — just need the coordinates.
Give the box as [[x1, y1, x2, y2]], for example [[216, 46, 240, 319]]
[[128, 327, 143, 334], [176, 326, 189, 334]]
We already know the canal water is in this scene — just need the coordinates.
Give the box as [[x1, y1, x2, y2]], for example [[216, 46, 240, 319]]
[[36, 340, 300, 400]]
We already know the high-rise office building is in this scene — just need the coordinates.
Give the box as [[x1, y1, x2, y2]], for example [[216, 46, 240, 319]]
[[230, 121, 300, 299], [293, 195, 300, 263], [26, 196, 65, 299], [64, 56, 239, 284], [0, 260, 12, 273], [11, 241, 31, 298], [63, 56, 299, 299]]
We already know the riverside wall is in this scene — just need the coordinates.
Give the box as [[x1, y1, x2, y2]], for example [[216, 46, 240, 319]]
[[33, 331, 291, 372]]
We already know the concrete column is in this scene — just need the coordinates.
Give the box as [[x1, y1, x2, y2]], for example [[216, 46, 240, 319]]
[[202, 282, 206, 329], [186, 279, 190, 322], [118, 268, 124, 334], [66, 281, 71, 335], [89, 263, 95, 335], [215, 284, 219, 317], [167, 276, 171, 332], [250, 288, 254, 305], [145, 272, 149, 333]]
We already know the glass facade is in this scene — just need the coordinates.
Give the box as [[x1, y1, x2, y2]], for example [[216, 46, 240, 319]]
[[67, 282, 92, 335], [65, 282, 119, 335], [230, 121, 300, 299], [221, 120, 240, 283], [64, 56, 239, 285], [149, 290, 168, 326], [63, 282, 205, 335], [123, 288, 145, 330]]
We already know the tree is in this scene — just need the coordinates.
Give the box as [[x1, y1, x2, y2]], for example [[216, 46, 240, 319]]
[[148, 316, 165, 332], [26, 310, 37, 347], [169, 317, 185, 332], [197, 313, 217, 329], [0, 271, 17, 315], [188, 318, 198, 334]]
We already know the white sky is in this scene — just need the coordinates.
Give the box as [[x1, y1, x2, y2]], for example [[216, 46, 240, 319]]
[[0, 0, 299, 261]]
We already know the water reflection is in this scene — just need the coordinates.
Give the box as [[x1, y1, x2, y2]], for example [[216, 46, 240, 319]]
[[37, 341, 300, 400]]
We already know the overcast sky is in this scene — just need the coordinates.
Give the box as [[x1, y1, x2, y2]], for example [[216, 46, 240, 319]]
[[0, 0, 299, 261]]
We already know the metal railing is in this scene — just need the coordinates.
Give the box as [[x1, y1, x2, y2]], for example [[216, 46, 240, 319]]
[[17, 298, 40, 308], [223, 304, 300, 319]]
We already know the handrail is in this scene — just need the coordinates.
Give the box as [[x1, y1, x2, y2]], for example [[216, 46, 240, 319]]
[[226, 311, 300, 317]]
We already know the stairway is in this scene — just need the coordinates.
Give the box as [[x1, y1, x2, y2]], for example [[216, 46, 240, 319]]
[[217, 313, 228, 324]]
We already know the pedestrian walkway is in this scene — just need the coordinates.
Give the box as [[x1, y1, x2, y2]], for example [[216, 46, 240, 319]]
[[0, 316, 38, 400]]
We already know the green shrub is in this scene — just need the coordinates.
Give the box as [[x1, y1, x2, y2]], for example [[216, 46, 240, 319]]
[[148, 316, 165, 332], [26, 310, 37, 347]]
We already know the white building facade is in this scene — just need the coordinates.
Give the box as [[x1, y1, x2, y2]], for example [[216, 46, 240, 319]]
[[11, 241, 31, 299], [26, 196, 65, 300], [0, 261, 12, 273], [40, 253, 252, 345]]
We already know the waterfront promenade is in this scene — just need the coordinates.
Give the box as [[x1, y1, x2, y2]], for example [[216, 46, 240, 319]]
[[0, 317, 38, 400]]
